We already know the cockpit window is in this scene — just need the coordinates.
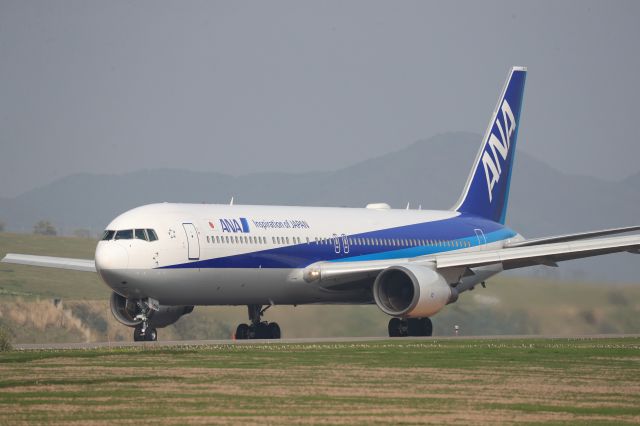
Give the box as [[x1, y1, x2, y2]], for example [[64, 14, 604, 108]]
[[101, 230, 115, 241], [135, 229, 148, 241], [147, 229, 158, 241], [115, 229, 134, 240]]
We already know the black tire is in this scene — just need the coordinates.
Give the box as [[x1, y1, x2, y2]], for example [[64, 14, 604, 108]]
[[407, 318, 433, 337], [421, 317, 433, 337], [133, 325, 144, 342], [268, 322, 281, 339], [407, 318, 421, 336], [235, 323, 250, 340], [388, 318, 403, 337], [254, 323, 270, 339], [145, 328, 158, 341]]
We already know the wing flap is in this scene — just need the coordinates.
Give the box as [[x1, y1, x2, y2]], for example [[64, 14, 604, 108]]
[[1, 254, 96, 273]]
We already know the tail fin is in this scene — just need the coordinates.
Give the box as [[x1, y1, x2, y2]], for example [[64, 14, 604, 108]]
[[452, 66, 527, 224]]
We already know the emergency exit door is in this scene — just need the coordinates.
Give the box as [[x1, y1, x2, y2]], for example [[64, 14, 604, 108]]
[[182, 223, 200, 260]]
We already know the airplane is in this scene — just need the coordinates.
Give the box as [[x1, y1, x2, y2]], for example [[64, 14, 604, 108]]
[[3, 66, 640, 342]]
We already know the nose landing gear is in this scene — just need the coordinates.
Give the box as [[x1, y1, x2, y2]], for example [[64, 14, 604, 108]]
[[132, 299, 158, 342], [234, 304, 281, 340]]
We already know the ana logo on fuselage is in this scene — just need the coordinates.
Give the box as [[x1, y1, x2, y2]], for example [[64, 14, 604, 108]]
[[220, 218, 250, 233], [482, 99, 516, 202]]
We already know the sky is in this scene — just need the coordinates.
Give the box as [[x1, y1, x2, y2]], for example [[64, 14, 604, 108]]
[[1, 0, 639, 198]]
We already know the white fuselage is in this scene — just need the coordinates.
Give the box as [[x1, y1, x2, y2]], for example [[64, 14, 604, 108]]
[[95, 203, 518, 306]]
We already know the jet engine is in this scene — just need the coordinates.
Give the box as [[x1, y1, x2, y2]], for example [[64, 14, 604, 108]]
[[109, 292, 194, 328], [373, 265, 455, 318]]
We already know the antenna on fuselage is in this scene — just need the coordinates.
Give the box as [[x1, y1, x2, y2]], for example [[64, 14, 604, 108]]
[[229, 196, 234, 206], [406, 202, 410, 210]]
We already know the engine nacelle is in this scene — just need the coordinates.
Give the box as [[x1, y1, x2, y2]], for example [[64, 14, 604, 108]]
[[109, 292, 194, 328], [373, 265, 452, 318]]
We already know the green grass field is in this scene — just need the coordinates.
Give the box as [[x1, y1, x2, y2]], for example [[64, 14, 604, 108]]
[[0, 337, 639, 424]]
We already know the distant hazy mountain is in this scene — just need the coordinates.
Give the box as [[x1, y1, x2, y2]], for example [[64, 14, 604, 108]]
[[1, 132, 639, 282]]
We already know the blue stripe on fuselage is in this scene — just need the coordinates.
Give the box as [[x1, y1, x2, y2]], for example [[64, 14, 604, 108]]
[[158, 214, 516, 270]]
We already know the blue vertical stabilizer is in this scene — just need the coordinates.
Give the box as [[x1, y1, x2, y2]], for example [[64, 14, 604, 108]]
[[452, 67, 527, 224]]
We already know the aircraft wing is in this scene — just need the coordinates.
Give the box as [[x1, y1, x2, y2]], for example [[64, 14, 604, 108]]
[[1, 254, 96, 273], [503, 225, 640, 248], [307, 234, 640, 287], [434, 234, 640, 270]]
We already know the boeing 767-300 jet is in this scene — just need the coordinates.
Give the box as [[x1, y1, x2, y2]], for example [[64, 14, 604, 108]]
[[4, 67, 640, 341]]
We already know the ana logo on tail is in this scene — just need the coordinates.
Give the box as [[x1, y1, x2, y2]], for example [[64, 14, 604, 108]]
[[482, 99, 517, 202]]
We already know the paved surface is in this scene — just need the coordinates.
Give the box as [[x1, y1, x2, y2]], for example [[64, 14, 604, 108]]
[[13, 334, 640, 350]]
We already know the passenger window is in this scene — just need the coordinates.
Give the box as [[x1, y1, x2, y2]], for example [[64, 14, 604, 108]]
[[115, 229, 133, 240], [206, 236, 210, 243], [286, 237, 290, 244], [147, 229, 158, 241], [101, 230, 115, 241]]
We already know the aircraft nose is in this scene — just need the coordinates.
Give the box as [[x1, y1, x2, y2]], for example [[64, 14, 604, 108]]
[[95, 243, 129, 272]]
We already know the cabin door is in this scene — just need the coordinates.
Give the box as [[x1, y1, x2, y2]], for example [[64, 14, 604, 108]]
[[182, 223, 200, 260]]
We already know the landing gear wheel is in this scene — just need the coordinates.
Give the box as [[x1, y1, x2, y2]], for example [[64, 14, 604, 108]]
[[133, 325, 158, 342], [388, 318, 403, 337], [419, 318, 433, 337], [254, 323, 269, 339], [133, 325, 145, 342], [407, 318, 433, 337], [235, 323, 250, 340], [268, 322, 281, 339], [145, 327, 158, 341]]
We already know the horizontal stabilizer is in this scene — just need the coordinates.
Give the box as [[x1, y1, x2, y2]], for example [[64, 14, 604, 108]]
[[1, 254, 96, 273]]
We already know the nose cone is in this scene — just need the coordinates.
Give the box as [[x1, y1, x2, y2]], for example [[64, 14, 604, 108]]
[[95, 243, 129, 272]]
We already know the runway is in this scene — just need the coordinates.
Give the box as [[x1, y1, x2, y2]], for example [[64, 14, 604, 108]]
[[14, 334, 640, 350]]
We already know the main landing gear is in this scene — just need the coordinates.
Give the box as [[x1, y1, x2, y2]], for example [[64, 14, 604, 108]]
[[234, 304, 281, 340], [388, 317, 433, 337]]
